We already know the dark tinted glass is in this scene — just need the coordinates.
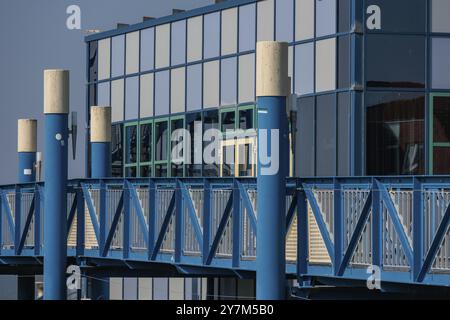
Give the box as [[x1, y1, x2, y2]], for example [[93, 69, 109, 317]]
[[338, 35, 351, 89], [89, 41, 98, 82], [366, 92, 425, 175], [316, 94, 336, 176], [239, 109, 254, 130], [366, 35, 425, 88], [186, 113, 202, 177], [338, 92, 351, 176], [140, 166, 152, 178], [296, 97, 315, 176], [155, 121, 168, 161], [111, 124, 123, 177], [203, 110, 220, 177], [433, 96, 450, 143], [125, 166, 137, 178], [338, 0, 351, 33], [155, 165, 168, 177], [366, 0, 426, 33], [140, 124, 152, 163], [171, 119, 184, 177], [221, 111, 236, 132], [433, 147, 450, 174], [125, 126, 138, 164]]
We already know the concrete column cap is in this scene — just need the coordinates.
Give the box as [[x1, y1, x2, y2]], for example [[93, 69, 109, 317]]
[[256, 41, 289, 97], [90, 106, 112, 143], [44, 69, 70, 114], [18, 119, 38, 153]]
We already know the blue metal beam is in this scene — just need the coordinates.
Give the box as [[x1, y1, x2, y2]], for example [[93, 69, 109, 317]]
[[286, 194, 298, 232], [66, 193, 78, 236], [81, 183, 100, 241], [377, 181, 414, 267], [303, 185, 335, 260], [151, 192, 176, 260], [102, 192, 124, 257], [337, 191, 372, 276], [17, 195, 35, 255], [202, 180, 211, 265], [417, 198, 450, 282], [179, 181, 203, 250], [127, 181, 149, 247], [205, 193, 233, 265], [236, 180, 257, 234]]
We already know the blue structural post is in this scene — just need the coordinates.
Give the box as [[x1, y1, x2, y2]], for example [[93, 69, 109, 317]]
[[90, 106, 111, 300], [256, 41, 289, 300], [17, 119, 37, 300], [43, 69, 69, 300]]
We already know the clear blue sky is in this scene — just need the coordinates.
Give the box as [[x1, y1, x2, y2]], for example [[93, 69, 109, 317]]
[[0, 0, 213, 184]]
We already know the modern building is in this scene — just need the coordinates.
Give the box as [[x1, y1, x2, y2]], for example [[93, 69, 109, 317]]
[[83, 0, 450, 299]]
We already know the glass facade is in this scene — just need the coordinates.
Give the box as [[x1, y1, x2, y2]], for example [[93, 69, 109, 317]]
[[87, 0, 450, 178]]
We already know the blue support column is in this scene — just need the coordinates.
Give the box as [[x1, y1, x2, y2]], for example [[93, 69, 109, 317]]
[[90, 106, 111, 300], [17, 119, 38, 299], [256, 42, 289, 300], [43, 70, 69, 300]]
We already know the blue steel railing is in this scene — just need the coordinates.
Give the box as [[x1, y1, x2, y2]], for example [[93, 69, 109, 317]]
[[0, 177, 449, 287]]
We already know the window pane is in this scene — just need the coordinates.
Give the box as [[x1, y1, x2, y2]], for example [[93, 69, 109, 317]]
[[186, 113, 203, 177], [140, 73, 154, 118], [125, 167, 137, 178], [432, 38, 450, 89], [296, 97, 315, 176], [296, 0, 314, 41], [140, 28, 154, 72], [257, 0, 274, 41], [239, 4, 256, 52], [338, 35, 350, 89], [288, 46, 293, 93], [432, 0, 450, 33], [98, 82, 110, 107], [111, 79, 124, 122], [238, 54, 255, 103], [366, 92, 425, 175], [155, 165, 168, 177], [111, 35, 125, 78], [126, 32, 139, 74], [222, 8, 238, 55], [203, 60, 220, 108], [89, 41, 98, 82], [239, 108, 254, 130], [89, 84, 97, 114], [171, 118, 185, 177], [204, 12, 220, 59], [221, 57, 237, 106], [366, 0, 426, 33], [187, 64, 202, 111], [155, 24, 170, 69], [155, 121, 168, 161], [125, 125, 138, 164], [221, 111, 235, 132], [140, 123, 152, 163], [338, 0, 351, 33], [316, 94, 336, 176], [433, 147, 450, 174], [140, 166, 152, 178], [203, 110, 220, 177], [366, 35, 425, 89], [338, 92, 351, 176], [171, 20, 186, 66], [111, 124, 123, 177], [316, 38, 336, 92], [316, 0, 336, 37], [155, 71, 170, 116], [98, 39, 110, 80], [295, 42, 314, 95], [187, 16, 203, 62], [433, 96, 450, 143], [125, 76, 139, 121], [276, 0, 293, 42], [171, 67, 186, 114]]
